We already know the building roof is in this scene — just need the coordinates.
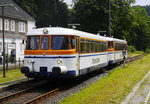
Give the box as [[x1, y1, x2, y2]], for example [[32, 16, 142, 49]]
[[0, 0, 35, 22]]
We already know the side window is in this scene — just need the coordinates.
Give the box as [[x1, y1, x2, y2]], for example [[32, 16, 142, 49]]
[[91, 40, 95, 52], [70, 36, 76, 49], [86, 40, 90, 53], [101, 42, 103, 52], [98, 41, 100, 52], [80, 39, 85, 53], [89, 40, 92, 53], [96, 41, 99, 52], [104, 42, 106, 51]]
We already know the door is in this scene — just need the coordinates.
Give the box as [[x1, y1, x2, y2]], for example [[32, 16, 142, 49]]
[[76, 36, 80, 75]]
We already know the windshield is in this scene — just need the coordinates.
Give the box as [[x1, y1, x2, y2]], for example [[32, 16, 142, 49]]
[[52, 36, 70, 50], [41, 36, 49, 50], [26, 36, 40, 50]]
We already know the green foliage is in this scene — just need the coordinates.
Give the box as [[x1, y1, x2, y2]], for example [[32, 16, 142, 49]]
[[128, 46, 136, 53], [141, 5, 150, 16], [145, 48, 150, 53], [13, 0, 69, 27], [130, 7, 150, 51], [71, 0, 109, 34], [134, 51, 144, 54], [111, 0, 135, 39]]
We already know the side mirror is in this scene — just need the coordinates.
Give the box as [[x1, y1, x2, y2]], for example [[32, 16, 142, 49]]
[[22, 39, 27, 44], [22, 39, 25, 44]]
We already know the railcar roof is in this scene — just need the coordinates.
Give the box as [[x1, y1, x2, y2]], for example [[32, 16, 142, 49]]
[[106, 37, 127, 44], [26, 27, 108, 41]]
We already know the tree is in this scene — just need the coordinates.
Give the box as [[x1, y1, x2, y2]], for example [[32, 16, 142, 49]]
[[131, 7, 150, 51], [13, 0, 69, 27], [13, 0, 37, 18], [71, 0, 109, 34], [111, 0, 135, 39], [141, 5, 150, 16]]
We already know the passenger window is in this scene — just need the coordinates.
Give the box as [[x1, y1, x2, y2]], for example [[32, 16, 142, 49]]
[[80, 39, 85, 53], [91, 40, 95, 52], [85, 40, 89, 53], [96, 41, 98, 52]]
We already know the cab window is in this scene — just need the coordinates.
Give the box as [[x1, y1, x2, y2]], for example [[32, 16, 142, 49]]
[[41, 36, 49, 50], [26, 36, 40, 50], [52, 36, 70, 50]]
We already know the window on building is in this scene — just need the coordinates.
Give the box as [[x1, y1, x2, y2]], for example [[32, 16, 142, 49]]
[[10, 20, 15, 31], [22, 22, 25, 32], [19, 22, 21, 32], [4, 19, 9, 31], [0, 18, 2, 30], [19, 22, 26, 33]]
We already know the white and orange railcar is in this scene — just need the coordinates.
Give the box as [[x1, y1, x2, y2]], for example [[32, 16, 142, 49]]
[[21, 27, 127, 79], [107, 37, 127, 64]]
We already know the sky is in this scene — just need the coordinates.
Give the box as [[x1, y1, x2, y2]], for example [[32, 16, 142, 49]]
[[63, 0, 72, 6], [63, 0, 150, 6], [135, 0, 150, 6]]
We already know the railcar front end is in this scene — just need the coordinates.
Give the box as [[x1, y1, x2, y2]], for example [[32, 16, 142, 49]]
[[21, 35, 79, 79]]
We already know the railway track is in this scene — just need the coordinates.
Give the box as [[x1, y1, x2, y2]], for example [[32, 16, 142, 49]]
[[125, 54, 145, 63], [0, 80, 48, 104], [0, 79, 69, 104], [24, 88, 61, 104], [0, 54, 145, 104]]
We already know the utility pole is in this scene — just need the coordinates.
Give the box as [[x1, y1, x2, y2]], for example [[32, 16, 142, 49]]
[[0, 4, 19, 77], [109, 0, 111, 37], [2, 6, 5, 77]]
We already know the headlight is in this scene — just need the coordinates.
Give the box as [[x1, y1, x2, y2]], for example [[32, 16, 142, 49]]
[[27, 60, 32, 64], [57, 59, 63, 64]]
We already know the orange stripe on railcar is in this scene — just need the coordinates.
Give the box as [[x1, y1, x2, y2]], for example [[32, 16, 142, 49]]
[[25, 49, 76, 55]]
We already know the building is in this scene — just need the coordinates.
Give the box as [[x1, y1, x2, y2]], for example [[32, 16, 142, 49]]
[[0, 0, 36, 60]]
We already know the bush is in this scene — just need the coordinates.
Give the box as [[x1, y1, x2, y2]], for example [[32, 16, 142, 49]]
[[128, 45, 136, 53], [145, 48, 150, 53]]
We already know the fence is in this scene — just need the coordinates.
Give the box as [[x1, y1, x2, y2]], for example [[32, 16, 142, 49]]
[[0, 57, 24, 71]]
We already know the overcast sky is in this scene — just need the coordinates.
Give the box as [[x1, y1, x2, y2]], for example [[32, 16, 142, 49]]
[[135, 0, 150, 6], [63, 0, 150, 6]]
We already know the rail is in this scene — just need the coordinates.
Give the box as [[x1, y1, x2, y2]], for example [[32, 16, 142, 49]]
[[23, 88, 61, 104]]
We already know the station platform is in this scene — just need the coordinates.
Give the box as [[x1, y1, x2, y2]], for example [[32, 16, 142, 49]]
[[122, 71, 150, 104]]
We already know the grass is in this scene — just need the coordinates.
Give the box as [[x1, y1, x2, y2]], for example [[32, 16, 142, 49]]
[[59, 54, 150, 104], [0, 69, 25, 84], [128, 51, 144, 57]]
